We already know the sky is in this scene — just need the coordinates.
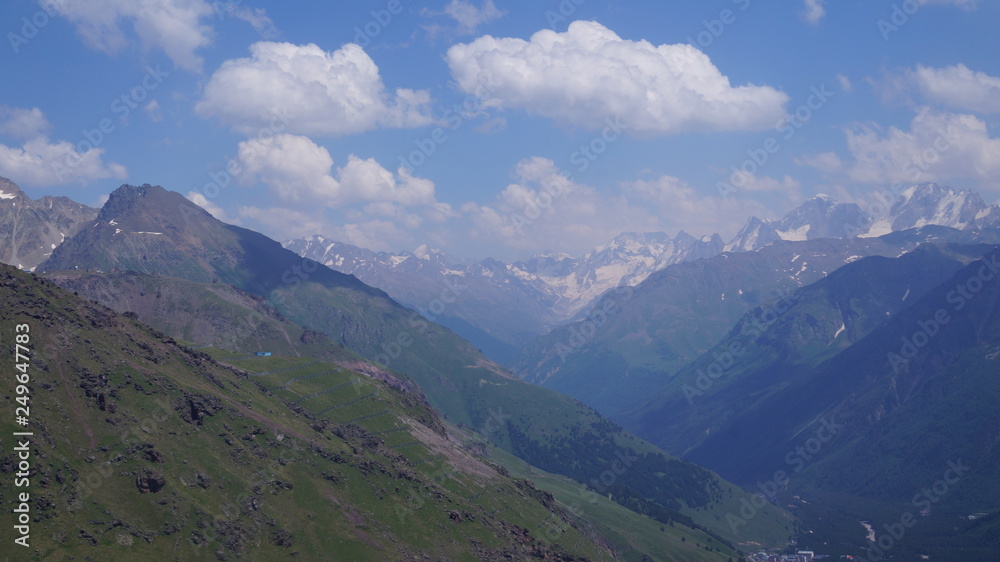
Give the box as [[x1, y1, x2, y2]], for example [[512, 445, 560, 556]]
[[1, 0, 999, 262]]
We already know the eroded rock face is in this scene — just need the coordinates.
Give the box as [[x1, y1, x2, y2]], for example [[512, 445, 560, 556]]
[[0, 176, 99, 272], [176, 394, 223, 425], [136, 468, 166, 493]]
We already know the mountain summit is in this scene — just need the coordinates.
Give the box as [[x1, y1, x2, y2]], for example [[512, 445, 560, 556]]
[[862, 182, 999, 237], [729, 184, 1000, 252], [726, 194, 868, 252], [0, 176, 98, 271]]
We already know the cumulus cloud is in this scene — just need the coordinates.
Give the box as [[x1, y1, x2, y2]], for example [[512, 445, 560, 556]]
[[219, 2, 279, 38], [622, 174, 779, 235], [0, 138, 127, 187], [237, 206, 329, 240], [911, 64, 1000, 114], [197, 42, 433, 136], [0, 107, 51, 140], [443, 0, 505, 34], [186, 191, 240, 224], [729, 173, 802, 194], [802, 0, 826, 24], [838, 109, 1000, 187], [237, 133, 438, 208], [446, 21, 788, 135], [797, 151, 843, 173], [460, 157, 773, 255], [0, 108, 126, 187], [237, 204, 421, 252], [49, 0, 215, 72]]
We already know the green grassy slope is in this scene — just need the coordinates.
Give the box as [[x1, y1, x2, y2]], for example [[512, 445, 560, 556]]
[[0, 264, 615, 560]]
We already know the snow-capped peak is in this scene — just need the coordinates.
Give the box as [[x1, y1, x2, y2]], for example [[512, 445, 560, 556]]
[[728, 183, 992, 251]]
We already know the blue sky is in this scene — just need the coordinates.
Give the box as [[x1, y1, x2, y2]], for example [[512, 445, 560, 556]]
[[1, 0, 999, 261]]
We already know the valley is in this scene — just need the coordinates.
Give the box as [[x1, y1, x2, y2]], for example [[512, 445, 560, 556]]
[[4, 177, 999, 559]]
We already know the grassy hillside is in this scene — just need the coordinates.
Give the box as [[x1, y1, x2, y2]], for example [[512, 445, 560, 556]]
[[0, 263, 616, 560], [215, 352, 757, 561]]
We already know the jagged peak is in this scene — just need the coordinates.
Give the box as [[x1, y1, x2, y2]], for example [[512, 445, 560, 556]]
[[98, 183, 196, 220], [411, 244, 443, 260], [0, 176, 25, 199]]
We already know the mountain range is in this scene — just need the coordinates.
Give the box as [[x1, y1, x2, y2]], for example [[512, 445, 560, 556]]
[[284, 230, 725, 364], [4, 180, 794, 558], [0, 176, 97, 271], [4, 175, 1000, 559], [0, 262, 646, 560], [625, 242, 1000, 560], [285, 183, 1000, 366]]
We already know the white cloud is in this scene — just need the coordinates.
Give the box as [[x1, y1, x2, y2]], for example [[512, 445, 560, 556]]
[[622, 174, 780, 235], [802, 0, 826, 24], [197, 42, 433, 136], [836, 74, 853, 93], [0, 107, 127, 186], [798, 151, 843, 173], [186, 191, 239, 224], [237, 205, 418, 252], [237, 133, 438, 208], [729, 173, 803, 194], [0, 107, 51, 140], [460, 157, 772, 255], [222, 3, 279, 39], [237, 206, 329, 240], [144, 100, 163, 122], [443, 0, 505, 34], [50, 0, 215, 72], [446, 21, 788, 135], [0, 137, 127, 187], [840, 109, 1000, 188], [911, 64, 1000, 114]]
